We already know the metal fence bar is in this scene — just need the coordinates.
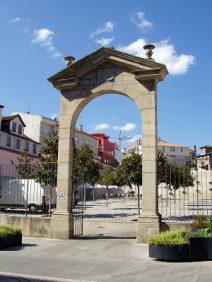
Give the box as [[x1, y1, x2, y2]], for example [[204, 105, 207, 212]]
[[158, 156, 212, 221], [0, 162, 57, 217]]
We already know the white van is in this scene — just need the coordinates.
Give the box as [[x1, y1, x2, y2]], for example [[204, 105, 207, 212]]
[[0, 178, 56, 213]]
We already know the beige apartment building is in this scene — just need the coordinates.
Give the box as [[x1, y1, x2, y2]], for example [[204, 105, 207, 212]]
[[127, 138, 193, 167]]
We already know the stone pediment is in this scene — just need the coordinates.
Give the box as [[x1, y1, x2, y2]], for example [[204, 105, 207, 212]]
[[48, 47, 168, 90]]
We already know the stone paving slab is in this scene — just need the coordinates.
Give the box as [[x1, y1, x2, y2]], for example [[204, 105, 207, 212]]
[[0, 237, 211, 282], [83, 199, 138, 223]]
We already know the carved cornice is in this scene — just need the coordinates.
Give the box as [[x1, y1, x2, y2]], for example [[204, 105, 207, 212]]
[[48, 47, 169, 87], [53, 77, 79, 91]]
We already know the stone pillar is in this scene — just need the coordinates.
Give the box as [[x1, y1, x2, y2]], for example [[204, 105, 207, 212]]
[[50, 95, 75, 239], [137, 83, 161, 243]]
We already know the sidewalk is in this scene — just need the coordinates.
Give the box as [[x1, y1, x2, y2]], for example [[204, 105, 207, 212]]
[[0, 237, 211, 282]]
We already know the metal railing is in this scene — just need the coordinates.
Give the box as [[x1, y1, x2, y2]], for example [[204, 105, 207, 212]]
[[0, 163, 57, 217], [158, 159, 212, 221]]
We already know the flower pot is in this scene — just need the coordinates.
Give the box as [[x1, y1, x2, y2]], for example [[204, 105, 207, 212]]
[[149, 244, 189, 262], [0, 233, 22, 250], [189, 237, 212, 260]]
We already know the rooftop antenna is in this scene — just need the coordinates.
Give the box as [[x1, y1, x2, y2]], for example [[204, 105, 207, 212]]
[[27, 103, 32, 114]]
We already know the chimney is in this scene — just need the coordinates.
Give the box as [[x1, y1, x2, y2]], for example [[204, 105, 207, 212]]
[[80, 124, 83, 131], [0, 105, 4, 129], [64, 56, 75, 66]]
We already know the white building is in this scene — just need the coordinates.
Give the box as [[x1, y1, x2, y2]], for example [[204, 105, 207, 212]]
[[126, 138, 193, 167], [75, 126, 99, 160], [0, 106, 40, 165], [11, 113, 100, 161], [11, 112, 59, 147]]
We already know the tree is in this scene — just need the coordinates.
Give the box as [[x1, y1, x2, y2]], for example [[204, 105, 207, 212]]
[[73, 144, 102, 205], [73, 144, 99, 184], [36, 132, 58, 187], [120, 152, 142, 214], [99, 169, 114, 206], [157, 151, 194, 190], [16, 151, 37, 179], [113, 165, 126, 198]]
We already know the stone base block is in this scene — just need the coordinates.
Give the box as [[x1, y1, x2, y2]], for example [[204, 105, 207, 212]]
[[137, 214, 161, 243], [50, 212, 74, 239]]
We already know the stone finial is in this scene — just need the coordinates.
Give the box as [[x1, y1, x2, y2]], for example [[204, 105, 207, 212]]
[[64, 56, 75, 66], [143, 44, 155, 60]]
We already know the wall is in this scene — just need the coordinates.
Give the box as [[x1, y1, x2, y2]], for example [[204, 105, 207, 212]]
[[75, 130, 98, 156], [0, 131, 39, 158], [12, 113, 42, 143], [0, 215, 50, 237], [0, 148, 38, 165]]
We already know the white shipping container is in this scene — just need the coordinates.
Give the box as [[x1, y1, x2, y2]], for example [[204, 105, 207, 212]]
[[0, 178, 56, 213]]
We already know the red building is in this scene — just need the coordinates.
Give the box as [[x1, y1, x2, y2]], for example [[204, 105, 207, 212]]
[[91, 133, 117, 168]]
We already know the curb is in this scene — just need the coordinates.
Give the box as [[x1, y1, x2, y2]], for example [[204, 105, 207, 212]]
[[0, 271, 94, 282]]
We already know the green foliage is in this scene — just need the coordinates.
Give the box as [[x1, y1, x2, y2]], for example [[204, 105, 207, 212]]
[[113, 165, 126, 187], [184, 229, 212, 238], [120, 152, 142, 188], [39, 132, 58, 163], [149, 229, 189, 246], [157, 152, 194, 189], [149, 227, 212, 246], [73, 144, 102, 186], [16, 152, 37, 179], [16, 134, 58, 187], [190, 215, 212, 232], [99, 169, 114, 187], [0, 225, 22, 237]]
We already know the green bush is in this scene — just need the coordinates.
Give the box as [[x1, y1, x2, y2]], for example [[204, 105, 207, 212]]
[[149, 230, 188, 246], [185, 229, 212, 238], [0, 225, 22, 237], [190, 215, 212, 231]]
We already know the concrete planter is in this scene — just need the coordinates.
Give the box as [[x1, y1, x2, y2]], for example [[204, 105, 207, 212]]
[[0, 233, 22, 250], [149, 244, 189, 262]]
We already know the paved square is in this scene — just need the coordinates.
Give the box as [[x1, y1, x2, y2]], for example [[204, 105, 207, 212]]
[[0, 237, 211, 281]]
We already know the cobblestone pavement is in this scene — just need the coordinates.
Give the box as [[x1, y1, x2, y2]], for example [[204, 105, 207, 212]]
[[83, 198, 138, 223]]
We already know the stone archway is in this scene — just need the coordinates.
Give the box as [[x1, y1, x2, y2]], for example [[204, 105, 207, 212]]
[[48, 46, 168, 243]]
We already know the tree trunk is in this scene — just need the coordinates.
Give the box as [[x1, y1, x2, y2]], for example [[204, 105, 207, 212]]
[[106, 186, 109, 207], [137, 185, 140, 215], [93, 185, 95, 202]]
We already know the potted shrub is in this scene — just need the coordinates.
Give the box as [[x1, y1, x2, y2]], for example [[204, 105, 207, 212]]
[[188, 217, 212, 260], [0, 225, 22, 250], [149, 230, 189, 262]]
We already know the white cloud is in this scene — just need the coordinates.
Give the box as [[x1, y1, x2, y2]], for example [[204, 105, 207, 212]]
[[119, 38, 195, 75], [50, 113, 58, 120], [95, 37, 115, 46], [32, 28, 62, 58], [11, 17, 21, 23], [94, 123, 110, 131], [131, 11, 152, 30], [128, 134, 142, 144], [112, 123, 136, 132], [90, 21, 115, 38]]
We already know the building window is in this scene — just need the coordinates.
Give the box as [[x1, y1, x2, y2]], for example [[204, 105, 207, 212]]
[[12, 122, 17, 133], [33, 144, 37, 155], [25, 141, 29, 152], [16, 139, 21, 150], [181, 147, 183, 152], [6, 135, 11, 147], [170, 147, 175, 152], [18, 124, 22, 135]]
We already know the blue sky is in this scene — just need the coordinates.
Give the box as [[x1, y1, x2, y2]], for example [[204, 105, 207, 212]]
[[0, 0, 212, 150]]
